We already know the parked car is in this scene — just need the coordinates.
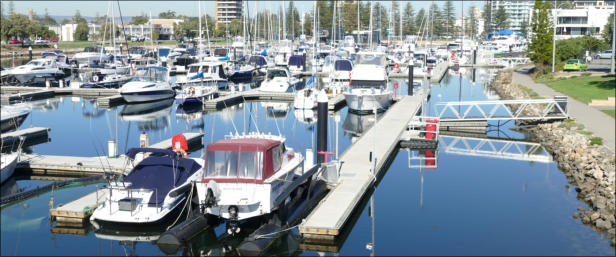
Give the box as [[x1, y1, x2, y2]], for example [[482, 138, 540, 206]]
[[44, 37, 58, 43], [8, 39, 21, 44], [34, 39, 50, 45], [595, 50, 613, 59], [563, 59, 588, 71]]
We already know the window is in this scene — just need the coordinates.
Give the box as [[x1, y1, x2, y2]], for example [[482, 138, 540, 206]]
[[206, 151, 239, 177], [239, 152, 257, 179], [272, 145, 282, 172]]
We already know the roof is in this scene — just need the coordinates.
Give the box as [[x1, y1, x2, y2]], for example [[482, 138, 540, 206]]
[[207, 138, 281, 152]]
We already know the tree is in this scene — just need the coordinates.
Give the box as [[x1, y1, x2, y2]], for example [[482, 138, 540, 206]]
[[415, 8, 426, 35], [443, 0, 455, 37], [529, 0, 553, 67], [72, 10, 87, 24], [131, 15, 149, 25], [59, 18, 71, 24], [74, 22, 89, 41], [483, 1, 493, 34], [466, 6, 478, 40], [97, 21, 119, 41], [316, 0, 333, 33], [403, 2, 415, 35], [1, 15, 11, 41], [159, 10, 176, 19], [493, 5, 509, 31], [35, 8, 58, 26], [428, 3, 443, 37], [603, 13, 614, 45], [7, 14, 31, 40], [520, 19, 529, 35], [286, 1, 300, 39], [152, 29, 160, 40]]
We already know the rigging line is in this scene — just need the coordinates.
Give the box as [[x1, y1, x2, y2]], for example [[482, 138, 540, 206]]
[[115, 0, 132, 60], [241, 95, 260, 134], [269, 106, 282, 137], [221, 99, 239, 135]]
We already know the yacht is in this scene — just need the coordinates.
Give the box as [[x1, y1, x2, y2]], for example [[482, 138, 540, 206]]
[[119, 66, 175, 103], [175, 85, 217, 105], [90, 146, 204, 228], [176, 61, 229, 90], [1, 58, 71, 86], [287, 55, 305, 76], [228, 55, 272, 81], [320, 55, 340, 75], [274, 40, 294, 66], [259, 67, 303, 93], [325, 59, 353, 94], [1, 150, 20, 184], [344, 52, 392, 113], [195, 133, 305, 234], [1, 103, 31, 133], [72, 46, 110, 67]]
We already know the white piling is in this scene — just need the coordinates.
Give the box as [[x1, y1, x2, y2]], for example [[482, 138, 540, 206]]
[[305, 148, 314, 171], [108, 140, 117, 157], [45, 80, 51, 89]]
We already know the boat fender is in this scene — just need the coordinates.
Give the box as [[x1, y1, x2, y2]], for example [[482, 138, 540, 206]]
[[168, 183, 192, 197]]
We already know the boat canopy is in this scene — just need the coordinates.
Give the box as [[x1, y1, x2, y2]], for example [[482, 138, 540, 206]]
[[249, 55, 267, 66], [132, 66, 169, 82], [204, 138, 284, 183], [213, 48, 229, 57], [334, 59, 352, 71], [84, 46, 103, 53], [288, 55, 304, 67], [354, 52, 386, 66], [158, 48, 171, 57]]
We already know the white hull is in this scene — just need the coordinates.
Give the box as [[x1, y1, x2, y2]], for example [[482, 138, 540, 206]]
[[1, 153, 19, 184], [120, 81, 175, 103]]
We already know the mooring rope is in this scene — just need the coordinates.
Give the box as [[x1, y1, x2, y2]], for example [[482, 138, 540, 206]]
[[253, 224, 300, 239]]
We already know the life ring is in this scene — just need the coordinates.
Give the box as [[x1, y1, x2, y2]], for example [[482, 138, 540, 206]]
[[93, 75, 99, 82]]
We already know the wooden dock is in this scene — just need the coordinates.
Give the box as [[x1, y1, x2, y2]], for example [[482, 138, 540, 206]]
[[50, 190, 108, 224], [299, 94, 424, 240], [204, 89, 346, 111], [1, 90, 54, 104], [430, 61, 449, 83], [16, 132, 204, 176], [0, 127, 51, 151]]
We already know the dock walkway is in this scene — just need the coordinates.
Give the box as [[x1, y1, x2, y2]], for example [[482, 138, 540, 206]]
[[299, 94, 423, 239], [0, 127, 50, 151], [204, 89, 346, 111], [50, 190, 108, 224]]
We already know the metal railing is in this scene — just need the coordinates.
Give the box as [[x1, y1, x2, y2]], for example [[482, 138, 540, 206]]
[[435, 97, 568, 122], [408, 116, 441, 141], [406, 149, 439, 169], [438, 135, 553, 163], [100, 184, 160, 217]]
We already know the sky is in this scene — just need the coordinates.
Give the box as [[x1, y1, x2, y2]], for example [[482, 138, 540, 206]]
[[7, 1, 484, 19]]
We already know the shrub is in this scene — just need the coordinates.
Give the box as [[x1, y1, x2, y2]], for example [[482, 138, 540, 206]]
[[590, 137, 603, 146]]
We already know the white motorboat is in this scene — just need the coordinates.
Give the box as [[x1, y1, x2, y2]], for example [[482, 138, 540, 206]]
[[72, 46, 110, 67], [195, 133, 305, 234], [119, 66, 175, 103], [344, 52, 392, 113], [274, 40, 294, 66], [1, 58, 71, 86], [287, 55, 305, 76], [293, 88, 319, 109], [1, 103, 31, 133], [176, 61, 229, 90], [259, 67, 302, 93], [320, 55, 340, 75], [341, 35, 357, 55], [90, 147, 204, 228], [175, 85, 217, 105], [325, 59, 353, 94], [1, 151, 19, 184]]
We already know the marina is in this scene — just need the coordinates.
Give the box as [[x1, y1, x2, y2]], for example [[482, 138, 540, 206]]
[[1, 0, 615, 256]]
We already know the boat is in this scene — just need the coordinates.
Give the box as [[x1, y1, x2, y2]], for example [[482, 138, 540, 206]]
[[1, 58, 71, 86], [119, 66, 175, 103], [341, 35, 357, 55], [175, 85, 217, 105], [325, 59, 353, 94], [343, 52, 392, 113], [293, 88, 319, 110], [274, 39, 293, 66], [259, 67, 303, 93], [175, 61, 229, 90], [90, 147, 204, 228], [320, 55, 340, 75], [195, 133, 305, 234], [293, 108, 317, 125], [1, 103, 31, 133], [1, 151, 19, 184], [228, 55, 272, 81], [79, 72, 132, 89], [287, 55, 305, 76], [72, 46, 110, 67]]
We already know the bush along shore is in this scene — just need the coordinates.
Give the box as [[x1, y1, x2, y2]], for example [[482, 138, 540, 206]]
[[490, 69, 616, 247]]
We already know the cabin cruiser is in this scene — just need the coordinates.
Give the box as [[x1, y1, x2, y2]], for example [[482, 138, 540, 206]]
[[259, 67, 303, 93], [1, 103, 31, 133], [176, 61, 229, 90], [325, 59, 353, 94], [79, 72, 132, 89], [274, 40, 294, 66], [344, 52, 392, 113], [287, 55, 305, 76], [119, 66, 175, 103], [228, 55, 272, 81], [90, 147, 204, 228], [1, 58, 71, 86], [175, 85, 217, 105], [195, 133, 305, 234], [72, 46, 110, 67]]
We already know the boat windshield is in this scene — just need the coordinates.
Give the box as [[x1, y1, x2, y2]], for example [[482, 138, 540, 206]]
[[355, 54, 386, 66], [324, 55, 338, 66], [350, 80, 385, 89], [279, 40, 292, 48], [26, 60, 43, 66], [132, 67, 168, 82], [267, 70, 287, 79], [206, 151, 262, 179], [214, 48, 228, 57], [189, 65, 209, 73]]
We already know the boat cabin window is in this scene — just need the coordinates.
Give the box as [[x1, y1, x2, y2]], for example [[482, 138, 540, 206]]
[[355, 54, 385, 66], [271, 144, 284, 172], [334, 60, 352, 71], [132, 67, 168, 82], [206, 150, 263, 179], [350, 80, 385, 89], [267, 70, 287, 79], [214, 48, 228, 57]]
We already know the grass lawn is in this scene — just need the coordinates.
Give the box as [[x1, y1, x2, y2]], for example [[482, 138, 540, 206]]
[[543, 75, 615, 104], [602, 109, 615, 118]]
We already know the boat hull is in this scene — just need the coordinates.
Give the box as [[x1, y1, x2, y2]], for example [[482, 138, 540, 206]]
[[1, 112, 29, 133], [1, 153, 19, 184]]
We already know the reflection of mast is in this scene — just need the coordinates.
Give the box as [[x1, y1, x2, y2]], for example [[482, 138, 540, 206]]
[[420, 167, 424, 208], [368, 196, 375, 256]]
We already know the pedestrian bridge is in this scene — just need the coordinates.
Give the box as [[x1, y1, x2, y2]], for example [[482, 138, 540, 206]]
[[435, 97, 569, 122]]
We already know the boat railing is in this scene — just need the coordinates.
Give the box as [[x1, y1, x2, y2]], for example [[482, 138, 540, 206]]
[[104, 186, 160, 217]]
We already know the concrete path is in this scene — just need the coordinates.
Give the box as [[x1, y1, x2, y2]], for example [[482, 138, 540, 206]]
[[513, 68, 615, 152]]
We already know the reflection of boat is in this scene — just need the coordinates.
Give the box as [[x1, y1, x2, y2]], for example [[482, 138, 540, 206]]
[[1, 103, 31, 133], [176, 104, 205, 129], [262, 102, 290, 119], [120, 99, 173, 131], [342, 112, 383, 142], [0, 177, 20, 196], [90, 148, 204, 228], [293, 88, 319, 109], [293, 109, 317, 125], [195, 133, 305, 235], [94, 227, 164, 242]]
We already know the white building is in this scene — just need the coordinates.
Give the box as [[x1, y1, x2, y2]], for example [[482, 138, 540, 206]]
[[574, 0, 615, 9], [121, 19, 182, 40], [490, 0, 534, 32], [214, 0, 243, 26], [553, 7, 614, 40]]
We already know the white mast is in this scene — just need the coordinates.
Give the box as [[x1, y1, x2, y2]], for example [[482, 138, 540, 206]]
[[369, 0, 373, 49], [255, 1, 259, 41], [198, 0, 203, 58], [332, 0, 336, 45]]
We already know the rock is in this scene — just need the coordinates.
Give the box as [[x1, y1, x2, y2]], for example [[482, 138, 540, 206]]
[[591, 212, 601, 221], [609, 228, 615, 235], [573, 213, 579, 219], [595, 218, 611, 230], [582, 215, 591, 224], [577, 207, 586, 211]]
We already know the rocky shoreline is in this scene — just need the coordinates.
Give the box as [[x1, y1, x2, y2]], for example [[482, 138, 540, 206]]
[[490, 69, 616, 247]]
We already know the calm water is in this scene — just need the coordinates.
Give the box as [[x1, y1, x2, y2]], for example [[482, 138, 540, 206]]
[[1, 69, 613, 256]]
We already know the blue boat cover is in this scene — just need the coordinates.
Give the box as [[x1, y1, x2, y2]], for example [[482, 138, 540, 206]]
[[159, 48, 170, 57], [219, 54, 229, 61], [123, 155, 201, 206], [288, 55, 303, 67], [250, 56, 267, 66], [334, 60, 352, 71], [126, 147, 177, 160], [190, 72, 204, 80]]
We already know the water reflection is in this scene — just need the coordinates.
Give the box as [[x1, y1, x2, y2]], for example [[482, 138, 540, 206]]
[[120, 99, 173, 131], [175, 103, 205, 130], [342, 112, 383, 142]]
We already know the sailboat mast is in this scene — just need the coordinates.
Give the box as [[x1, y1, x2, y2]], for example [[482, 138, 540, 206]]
[[369, 0, 373, 49]]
